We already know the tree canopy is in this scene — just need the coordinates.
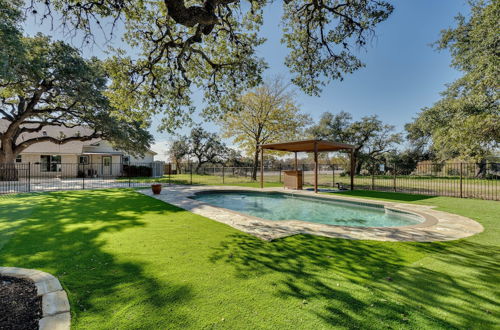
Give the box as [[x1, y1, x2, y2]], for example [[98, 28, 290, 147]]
[[219, 77, 310, 178], [308, 111, 402, 172], [176, 126, 229, 172], [0, 4, 152, 163], [406, 0, 499, 161], [29, 0, 393, 132]]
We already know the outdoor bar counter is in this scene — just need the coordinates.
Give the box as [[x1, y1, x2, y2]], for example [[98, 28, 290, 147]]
[[283, 170, 303, 190]]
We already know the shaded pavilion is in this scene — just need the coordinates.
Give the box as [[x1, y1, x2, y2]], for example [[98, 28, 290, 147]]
[[259, 139, 356, 193]]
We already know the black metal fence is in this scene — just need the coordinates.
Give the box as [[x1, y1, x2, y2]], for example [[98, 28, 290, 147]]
[[168, 161, 500, 201], [0, 162, 164, 194], [1, 161, 499, 200]]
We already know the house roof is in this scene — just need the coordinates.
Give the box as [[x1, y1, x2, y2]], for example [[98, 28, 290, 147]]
[[0, 119, 156, 155], [260, 139, 355, 152]]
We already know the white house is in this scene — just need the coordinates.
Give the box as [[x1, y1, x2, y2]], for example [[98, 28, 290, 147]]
[[1, 121, 158, 178]]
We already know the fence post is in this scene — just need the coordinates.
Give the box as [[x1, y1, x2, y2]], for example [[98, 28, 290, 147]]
[[222, 166, 225, 184], [460, 162, 463, 198], [371, 163, 375, 190], [393, 163, 397, 192], [28, 162, 31, 193], [128, 164, 131, 188], [168, 162, 171, 185], [82, 164, 85, 190]]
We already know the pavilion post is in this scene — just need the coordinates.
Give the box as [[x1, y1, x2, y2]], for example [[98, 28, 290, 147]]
[[294, 152, 298, 170], [350, 148, 355, 190], [260, 147, 264, 189], [314, 141, 318, 193]]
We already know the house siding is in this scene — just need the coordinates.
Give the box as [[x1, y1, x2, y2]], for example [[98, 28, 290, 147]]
[[14, 140, 157, 178]]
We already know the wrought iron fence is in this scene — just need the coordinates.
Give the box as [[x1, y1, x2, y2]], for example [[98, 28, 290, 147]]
[[1, 161, 498, 200], [167, 161, 499, 201], [0, 162, 164, 194]]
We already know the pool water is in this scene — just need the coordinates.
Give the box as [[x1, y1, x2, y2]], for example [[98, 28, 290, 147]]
[[192, 191, 423, 227]]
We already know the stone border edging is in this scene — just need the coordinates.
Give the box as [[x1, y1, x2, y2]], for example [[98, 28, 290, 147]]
[[139, 185, 484, 242], [0, 267, 70, 330]]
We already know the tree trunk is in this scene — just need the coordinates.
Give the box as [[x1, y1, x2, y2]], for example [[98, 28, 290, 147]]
[[0, 152, 19, 181], [355, 160, 363, 175], [475, 159, 487, 178], [251, 146, 259, 181], [195, 156, 205, 174]]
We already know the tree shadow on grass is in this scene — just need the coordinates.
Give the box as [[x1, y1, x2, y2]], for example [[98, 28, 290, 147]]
[[0, 189, 194, 328], [210, 233, 499, 328]]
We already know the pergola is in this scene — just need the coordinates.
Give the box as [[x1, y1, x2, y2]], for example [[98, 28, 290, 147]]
[[259, 139, 356, 193]]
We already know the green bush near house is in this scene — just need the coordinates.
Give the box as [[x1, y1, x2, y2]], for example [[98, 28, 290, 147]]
[[0, 189, 498, 329]]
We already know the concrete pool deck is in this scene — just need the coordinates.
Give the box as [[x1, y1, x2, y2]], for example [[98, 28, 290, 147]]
[[139, 185, 484, 242]]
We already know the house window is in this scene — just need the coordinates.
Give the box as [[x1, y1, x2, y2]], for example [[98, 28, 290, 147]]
[[40, 155, 61, 172], [15, 155, 22, 163], [79, 155, 89, 165]]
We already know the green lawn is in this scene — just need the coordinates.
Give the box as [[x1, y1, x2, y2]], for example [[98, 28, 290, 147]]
[[0, 189, 498, 329]]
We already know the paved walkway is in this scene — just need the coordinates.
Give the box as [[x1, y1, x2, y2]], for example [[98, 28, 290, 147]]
[[139, 185, 483, 242]]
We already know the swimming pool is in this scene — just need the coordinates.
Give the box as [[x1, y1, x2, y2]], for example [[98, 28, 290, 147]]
[[191, 191, 424, 227]]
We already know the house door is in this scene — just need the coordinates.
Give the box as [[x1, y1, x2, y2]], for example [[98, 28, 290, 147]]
[[102, 156, 112, 176]]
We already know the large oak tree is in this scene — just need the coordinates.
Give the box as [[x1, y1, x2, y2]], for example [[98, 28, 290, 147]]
[[0, 1, 152, 165], [29, 0, 394, 131], [406, 0, 499, 164]]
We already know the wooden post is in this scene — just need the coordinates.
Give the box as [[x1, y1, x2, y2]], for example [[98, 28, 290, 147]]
[[294, 152, 298, 170], [260, 147, 264, 189], [350, 149, 355, 190], [314, 141, 318, 193], [332, 163, 335, 188]]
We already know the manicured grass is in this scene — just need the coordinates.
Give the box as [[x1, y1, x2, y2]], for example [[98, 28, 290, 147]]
[[0, 189, 498, 328], [121, 173, 284, 188]]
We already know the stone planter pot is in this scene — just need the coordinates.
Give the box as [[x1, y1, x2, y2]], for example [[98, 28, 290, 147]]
[[151, 184, 162, 195]]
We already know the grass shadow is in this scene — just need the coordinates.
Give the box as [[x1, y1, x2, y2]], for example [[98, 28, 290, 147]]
[[0, 189, 194, 328], [210, 231, 499, 328]]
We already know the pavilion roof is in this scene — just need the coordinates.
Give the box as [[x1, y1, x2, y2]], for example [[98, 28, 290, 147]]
[[260, 139, 355, 152]]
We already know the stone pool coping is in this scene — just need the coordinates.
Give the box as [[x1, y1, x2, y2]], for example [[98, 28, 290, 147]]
[[140, 185, 484, 242], [0, 267, 70, 330]]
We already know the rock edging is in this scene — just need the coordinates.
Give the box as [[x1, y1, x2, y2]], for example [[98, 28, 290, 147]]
[[0, 267, 70, 330]]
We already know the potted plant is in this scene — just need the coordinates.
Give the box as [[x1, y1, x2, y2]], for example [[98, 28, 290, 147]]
[[151, 183, 162, 195]]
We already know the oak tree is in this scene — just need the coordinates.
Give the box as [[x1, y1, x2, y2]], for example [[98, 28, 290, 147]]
[[0, 2, 152, 165], [406, 0, 499, 164], [30, 0, 394, 131], [309, 111, 402, 173]]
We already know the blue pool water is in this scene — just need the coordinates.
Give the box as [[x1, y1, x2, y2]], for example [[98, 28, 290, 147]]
[[192, 191, 423, 227]]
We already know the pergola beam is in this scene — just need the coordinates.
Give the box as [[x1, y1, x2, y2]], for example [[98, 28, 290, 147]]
[[314, 141, 318, 193]]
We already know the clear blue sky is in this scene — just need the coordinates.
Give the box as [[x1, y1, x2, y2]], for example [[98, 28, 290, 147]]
[[24, 1, 470, 159]]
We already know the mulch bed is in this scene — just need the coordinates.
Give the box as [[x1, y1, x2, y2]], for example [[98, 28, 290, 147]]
[[0, 276, 42, 330]]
